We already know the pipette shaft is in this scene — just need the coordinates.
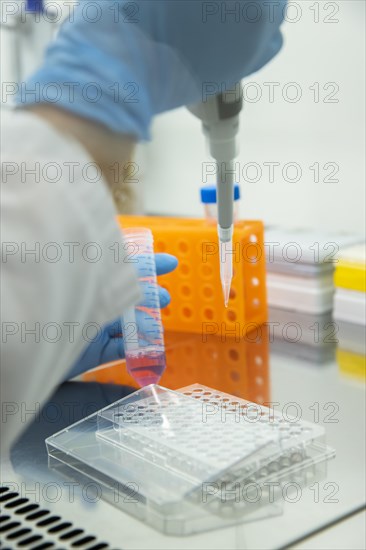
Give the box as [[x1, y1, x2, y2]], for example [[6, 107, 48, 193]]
[[217, 160, 234, 306]]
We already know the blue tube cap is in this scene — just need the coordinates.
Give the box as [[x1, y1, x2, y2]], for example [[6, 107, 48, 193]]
[[26, 0, 44, 12], [200, 184, 240, 204]]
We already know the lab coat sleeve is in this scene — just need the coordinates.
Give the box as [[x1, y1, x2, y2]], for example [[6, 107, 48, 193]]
[[0, 109, 141, 454]]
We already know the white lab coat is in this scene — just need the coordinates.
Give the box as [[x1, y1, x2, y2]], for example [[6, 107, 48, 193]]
[[1, 109, 141, 455]]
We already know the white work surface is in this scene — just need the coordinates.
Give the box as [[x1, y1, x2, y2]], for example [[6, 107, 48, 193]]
[[2, 349, 365, 549]]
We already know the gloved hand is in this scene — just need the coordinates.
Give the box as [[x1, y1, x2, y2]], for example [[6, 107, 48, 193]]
[[19, 0, 286, 139], [67, 253, 177, 379]]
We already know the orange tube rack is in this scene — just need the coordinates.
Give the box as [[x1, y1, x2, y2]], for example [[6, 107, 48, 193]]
[[118, 216, 268, 333]]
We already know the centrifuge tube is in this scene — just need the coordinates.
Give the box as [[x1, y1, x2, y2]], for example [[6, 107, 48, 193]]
[[121, 228, 166, 387]]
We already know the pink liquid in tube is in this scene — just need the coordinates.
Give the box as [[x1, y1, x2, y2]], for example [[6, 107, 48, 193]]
[[126, 350, 166, 387]]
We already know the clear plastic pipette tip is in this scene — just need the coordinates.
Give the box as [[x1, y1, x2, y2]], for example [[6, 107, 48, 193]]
[[219, 238, 233, 308]]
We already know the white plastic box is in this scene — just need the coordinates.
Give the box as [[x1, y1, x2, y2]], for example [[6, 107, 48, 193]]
[[333, 288, 366, 326]]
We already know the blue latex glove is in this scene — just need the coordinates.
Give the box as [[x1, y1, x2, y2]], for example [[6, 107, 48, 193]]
[[67, 253, 177, 379], [19, 0, 286, 139]]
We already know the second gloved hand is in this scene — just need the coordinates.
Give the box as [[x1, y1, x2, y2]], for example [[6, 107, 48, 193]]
[[67, 253, 177, 379]]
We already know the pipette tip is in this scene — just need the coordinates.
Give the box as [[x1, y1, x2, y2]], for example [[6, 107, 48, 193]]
[[223, 285, 230, 308], [219, 242, 233, 308]]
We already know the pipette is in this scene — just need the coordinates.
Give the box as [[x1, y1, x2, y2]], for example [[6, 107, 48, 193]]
[[189, 84, 242, 306]]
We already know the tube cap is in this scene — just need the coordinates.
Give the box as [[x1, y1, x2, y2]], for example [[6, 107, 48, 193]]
[[200, 185, 240, 204], [26, 0, 44, 12]]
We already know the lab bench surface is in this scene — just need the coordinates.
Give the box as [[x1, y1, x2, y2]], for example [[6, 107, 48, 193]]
[[2, 351, 365, 550]]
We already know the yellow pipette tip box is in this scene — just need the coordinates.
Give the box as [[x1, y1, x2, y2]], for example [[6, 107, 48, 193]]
[[334, 243, 366, 293]]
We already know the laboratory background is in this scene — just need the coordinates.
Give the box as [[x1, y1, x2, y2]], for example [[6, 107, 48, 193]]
[[1, 1, 365, 550]]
